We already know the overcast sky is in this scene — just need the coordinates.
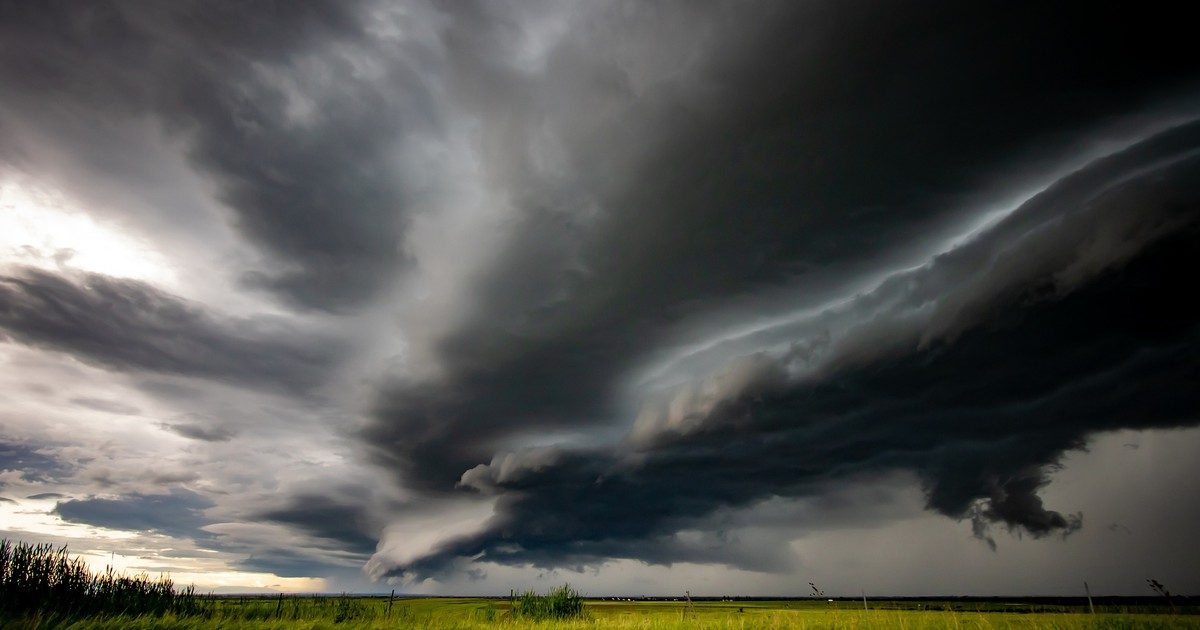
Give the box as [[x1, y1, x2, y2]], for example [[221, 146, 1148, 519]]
[[2, 1, 1199, 596]]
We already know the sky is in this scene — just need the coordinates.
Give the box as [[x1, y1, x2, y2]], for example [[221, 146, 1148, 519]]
[[1, 1, 1199, 597]]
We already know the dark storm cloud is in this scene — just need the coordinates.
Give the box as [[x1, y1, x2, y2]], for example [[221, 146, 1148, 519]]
[[255, 493, 380, 556], [382, 119, 1200, 578], [54, 488, 215, 539], [0, 266, 340, 393], [364, 1, 1200, 489], [0, 440, 71, 484], [235, 550, 349, 579], [225, 492, 385, 576], [0, 0, 437, 310]]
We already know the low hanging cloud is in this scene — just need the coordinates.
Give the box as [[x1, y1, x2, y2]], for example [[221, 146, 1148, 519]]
[[378, 121, 1200, 579], [255, 493, 382, 557], [358, 2, 1200, 582], [361, 0, 1200, 495], [54, 488, 216, 540]]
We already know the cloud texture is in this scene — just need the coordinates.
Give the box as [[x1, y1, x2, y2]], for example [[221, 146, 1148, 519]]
[[1, 0, 1199, 594]]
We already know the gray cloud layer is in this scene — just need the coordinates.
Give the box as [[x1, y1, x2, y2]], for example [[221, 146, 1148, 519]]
[[0, 0, 439, 310], [55, 489, 215, 540], [0, 440, 71, 485], [0, 266, 339, 394]]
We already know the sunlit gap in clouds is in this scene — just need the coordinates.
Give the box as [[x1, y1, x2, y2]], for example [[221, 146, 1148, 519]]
[[0, 496, 327, 593], [0, 496, 138, 541], [0, 180, 175, 286]]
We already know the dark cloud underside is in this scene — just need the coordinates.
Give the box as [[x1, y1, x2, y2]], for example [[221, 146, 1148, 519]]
[[385, 121, 1200, 578], [0, 441, 70, 485], [0, 266, 339, 393], [256, 494, 380, 556], [54, 489, 215, 539], [364, 0, 1200, 491]]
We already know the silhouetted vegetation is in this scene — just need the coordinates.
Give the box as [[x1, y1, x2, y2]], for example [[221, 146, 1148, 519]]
[[0, 538, 200, 619]]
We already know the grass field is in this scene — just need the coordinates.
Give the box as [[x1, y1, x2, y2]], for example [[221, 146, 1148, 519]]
[[3, 597, 1197, 629], [4, 541, 1196, 629]]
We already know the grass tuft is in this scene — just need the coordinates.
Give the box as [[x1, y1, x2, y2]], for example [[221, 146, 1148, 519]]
[[512, 584, 587, 620]]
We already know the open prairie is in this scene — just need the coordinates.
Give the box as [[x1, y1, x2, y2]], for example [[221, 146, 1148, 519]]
[[3, 541, 1196, 628], [4, 597, 1198, 629]]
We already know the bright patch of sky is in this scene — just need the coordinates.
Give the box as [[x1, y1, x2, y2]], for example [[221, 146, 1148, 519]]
[[0, 180, 175, 286]]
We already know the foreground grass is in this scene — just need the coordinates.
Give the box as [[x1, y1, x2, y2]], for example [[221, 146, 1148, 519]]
[[6, 539, 1194, 628], [3, 599, 1197, 629], [0, 540, 198, 619]]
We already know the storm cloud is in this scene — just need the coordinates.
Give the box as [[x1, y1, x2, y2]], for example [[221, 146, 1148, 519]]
[[55, 489, 216, 540], [0, 0, 438, 310], [0, 440, 70, 485], [256, 493, 381, 557], [380, 122, 1200, 578], [363, 0, 1200, 492], [0, 266, 340, 393], [1, 0, 1199, 595]]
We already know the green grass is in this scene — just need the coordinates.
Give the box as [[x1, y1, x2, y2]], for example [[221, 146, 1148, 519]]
[[3, 540, 1196, 629], [512, 585, 585, 620], [4, 598, 1197, 629]]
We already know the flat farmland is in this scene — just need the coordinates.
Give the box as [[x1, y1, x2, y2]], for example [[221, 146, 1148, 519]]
[[7, 597, 1194, 629]]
